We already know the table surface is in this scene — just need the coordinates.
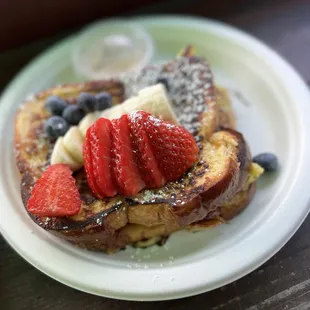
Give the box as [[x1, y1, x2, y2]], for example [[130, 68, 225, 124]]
[[1, 0, 310, 309]]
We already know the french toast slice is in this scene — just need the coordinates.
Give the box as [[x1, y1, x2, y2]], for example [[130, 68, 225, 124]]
[[15, 48, 260, 252]]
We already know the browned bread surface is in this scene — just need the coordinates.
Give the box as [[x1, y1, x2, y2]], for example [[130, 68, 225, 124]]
[[15, 50, 257, 252], [49, 129, 251, 251]]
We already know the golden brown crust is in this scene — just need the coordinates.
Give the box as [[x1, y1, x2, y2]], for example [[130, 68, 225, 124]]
[[188, 183, 256, 232], [220, 182, 256, 221]]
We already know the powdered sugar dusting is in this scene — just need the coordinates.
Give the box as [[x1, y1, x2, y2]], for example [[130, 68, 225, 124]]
[[122, 56, 215, 135], [132, 159, 208, 205]]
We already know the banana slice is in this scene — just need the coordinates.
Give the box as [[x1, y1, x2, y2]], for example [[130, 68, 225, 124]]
[[51, 137, 82, 171], [79, 112, 101, 137], [63, 126, 84, 164], [136, 84, 178, 123], [102, 84, 178, 123], [101, 103, 125, 120]]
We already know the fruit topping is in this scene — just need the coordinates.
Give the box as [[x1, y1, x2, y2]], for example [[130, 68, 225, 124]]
[[51, 84, 178, 171], [63, 126, 84, 164], [135, 84, 177, 123], [45, 96, 68, 115], [253, 153, 278, 172], [89, 119, 116, 197], [77, 92, 112, 113], [27, 164, 82, 216], [129, 112, 165, 188], [44, 115, 69, 138], [83, 127, 105, 198], [77, 92, 97, 113], [79, 112, 101, 137], [83, 111, 198, 198], [102, 103, 124, 121], [102, 84, 177, 123], [111, 115, 145, 196], [156, 77, 170, 92], [131, 111, 199, 182], [51, 137, 82, 171], [96, 92, 113, 111], [62, 105, 85, 125]]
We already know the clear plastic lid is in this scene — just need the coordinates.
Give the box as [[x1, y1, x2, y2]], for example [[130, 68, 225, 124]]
[[72, 19, 154, 80]]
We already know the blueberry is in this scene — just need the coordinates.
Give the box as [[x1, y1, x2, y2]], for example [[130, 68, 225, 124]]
[[45, 96, 68, 115], [156, 77, 170, 92], [44, 116, 69, 138], [253, 153, 279, 172], [95, 92, 112, 111], [62, 105, 85, 125], [77, 92, 97, 113]]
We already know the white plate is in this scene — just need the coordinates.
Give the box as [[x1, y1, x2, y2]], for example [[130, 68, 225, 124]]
[[1, 16, 310, 301]]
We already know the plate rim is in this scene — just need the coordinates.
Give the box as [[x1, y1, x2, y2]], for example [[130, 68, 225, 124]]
[[1, 15, 310, 301]]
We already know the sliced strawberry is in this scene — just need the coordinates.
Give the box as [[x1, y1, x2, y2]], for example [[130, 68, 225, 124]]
[[129, 111, 166, 188], [90, 118, 116, 197], [83, 111, 198, 198], [27, 164, 81, 217], [134, 111, 199, 182], [111, 115, 145, 196], [83, 127, 104, 199]]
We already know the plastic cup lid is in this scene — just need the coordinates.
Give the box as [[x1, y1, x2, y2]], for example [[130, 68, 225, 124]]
[[72, 19, 154, 80]]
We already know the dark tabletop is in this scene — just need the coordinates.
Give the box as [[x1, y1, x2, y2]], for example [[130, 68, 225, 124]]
[[1, 0, 310, 309]]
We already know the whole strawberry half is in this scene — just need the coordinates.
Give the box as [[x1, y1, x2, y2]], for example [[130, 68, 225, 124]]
[[27, 164, 82, 216], [84, 111, 199, 198]]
